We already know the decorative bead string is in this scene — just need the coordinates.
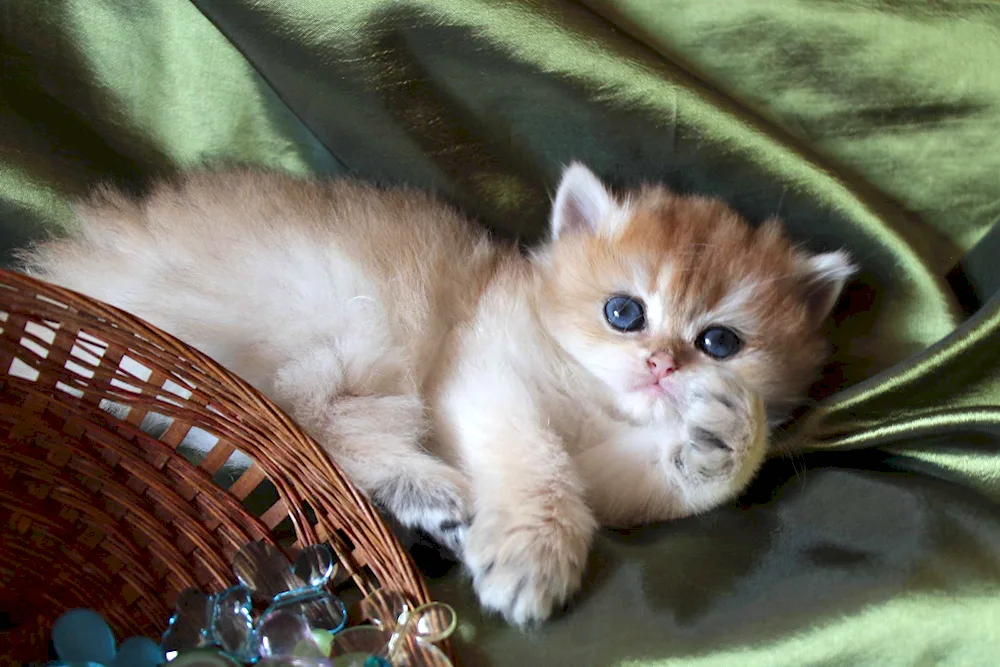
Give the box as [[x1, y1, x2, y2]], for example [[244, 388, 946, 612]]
[[47, 541, 456, 667]]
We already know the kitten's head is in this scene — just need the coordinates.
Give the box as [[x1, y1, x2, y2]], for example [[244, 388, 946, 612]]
[[537, 163, 856, 426]]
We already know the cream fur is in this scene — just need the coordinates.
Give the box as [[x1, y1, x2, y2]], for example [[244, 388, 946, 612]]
[[19, 164, 851, 627]]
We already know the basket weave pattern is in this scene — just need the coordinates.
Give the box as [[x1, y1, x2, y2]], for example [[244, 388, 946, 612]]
[[0, 270, 441, 664]]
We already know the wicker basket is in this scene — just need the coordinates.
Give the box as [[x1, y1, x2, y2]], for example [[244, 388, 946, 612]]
[[0, 269, 449, 665]]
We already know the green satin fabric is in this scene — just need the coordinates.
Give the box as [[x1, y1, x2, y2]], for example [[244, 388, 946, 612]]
[[2, 1, 999, 664]]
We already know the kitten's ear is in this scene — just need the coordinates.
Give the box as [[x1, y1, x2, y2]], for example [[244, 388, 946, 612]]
[[550, 163, 620, 239], [798, 250, 857, 328]]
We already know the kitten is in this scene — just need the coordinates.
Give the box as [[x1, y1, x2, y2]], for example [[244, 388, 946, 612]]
[[19, 163, 854, 626]]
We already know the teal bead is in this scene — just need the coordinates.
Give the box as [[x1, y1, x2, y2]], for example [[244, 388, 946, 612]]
[[113, 636, 164, 667], [52, 609, 116, 666]]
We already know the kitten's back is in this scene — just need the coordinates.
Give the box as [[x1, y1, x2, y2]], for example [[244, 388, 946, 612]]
[[21, 169, 497, 394]]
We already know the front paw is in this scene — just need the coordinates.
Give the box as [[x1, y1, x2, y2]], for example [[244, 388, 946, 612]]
[[464, 498, 596, 627], [675, 370, 767, 509]]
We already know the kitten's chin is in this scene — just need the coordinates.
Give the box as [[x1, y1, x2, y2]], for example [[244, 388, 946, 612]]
[[616, 388, 681, 425]]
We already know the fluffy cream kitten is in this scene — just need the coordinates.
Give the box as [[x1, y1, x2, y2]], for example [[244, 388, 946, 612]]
[[20, 164, 854, 626]]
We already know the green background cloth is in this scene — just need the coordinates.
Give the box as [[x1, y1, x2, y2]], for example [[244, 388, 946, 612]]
[[3, 0, 1000, 663]]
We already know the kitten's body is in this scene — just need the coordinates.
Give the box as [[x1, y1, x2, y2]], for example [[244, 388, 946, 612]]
[[21, 165, 853, 626]]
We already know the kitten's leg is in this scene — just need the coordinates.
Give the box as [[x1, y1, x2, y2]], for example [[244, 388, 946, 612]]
[[272, 349, 470, 554], [578, 367, 768, 525], [448, 398, 597, 626]]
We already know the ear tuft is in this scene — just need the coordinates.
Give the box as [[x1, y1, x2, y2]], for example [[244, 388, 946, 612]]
[[550, 162, 617, 240], [800, 249, 858, 328]]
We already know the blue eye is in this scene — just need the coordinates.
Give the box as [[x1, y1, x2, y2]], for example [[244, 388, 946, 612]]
[[604, 295, 646, 332], [696, 326, 743, 359]]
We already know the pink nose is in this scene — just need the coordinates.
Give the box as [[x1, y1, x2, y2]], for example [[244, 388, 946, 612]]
[[647, 352, 677, 379]]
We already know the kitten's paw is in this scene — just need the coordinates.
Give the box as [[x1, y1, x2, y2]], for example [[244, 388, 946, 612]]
[[376, 466, 471, 555], [676, 370, 768, 509], [464, 498, 595, 627]]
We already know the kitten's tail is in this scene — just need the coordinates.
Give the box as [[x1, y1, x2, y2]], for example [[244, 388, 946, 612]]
[[18, 184, 168, 311]]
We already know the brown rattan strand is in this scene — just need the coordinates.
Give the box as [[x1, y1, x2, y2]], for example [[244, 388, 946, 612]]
[[0, 269, 449, 666]]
